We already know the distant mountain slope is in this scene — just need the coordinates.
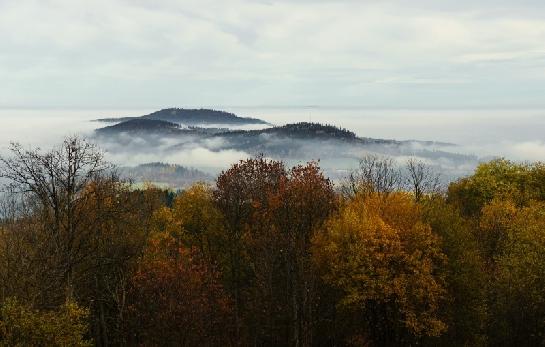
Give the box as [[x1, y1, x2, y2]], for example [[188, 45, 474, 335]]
[[94, 119, 230, 138], [95, 118, 183, 134], [96, 108, 269, 125], [94, 119, 448, 149], [200, 122, 401, 158], [219, 122, 358, 140], [214, 122, 400, 147], [93, 119, 476, 171], [120, 162, 214, 188], [95, 120, 396, 143]]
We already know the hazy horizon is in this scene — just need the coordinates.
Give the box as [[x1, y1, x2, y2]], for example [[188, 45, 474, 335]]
[[1, 107, 543, 173]]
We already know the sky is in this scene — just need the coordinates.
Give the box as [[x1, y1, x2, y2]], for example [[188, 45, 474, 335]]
[[1, 0, 545, 109]]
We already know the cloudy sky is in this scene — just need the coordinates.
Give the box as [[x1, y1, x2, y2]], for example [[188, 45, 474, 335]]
[[1, 0, 545, 109]]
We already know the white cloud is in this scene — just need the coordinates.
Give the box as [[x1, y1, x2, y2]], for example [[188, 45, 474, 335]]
[[1, 0, 545, 108]]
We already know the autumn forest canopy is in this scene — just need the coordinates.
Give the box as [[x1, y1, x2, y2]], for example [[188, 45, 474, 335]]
[[1, 137, 545, 346]]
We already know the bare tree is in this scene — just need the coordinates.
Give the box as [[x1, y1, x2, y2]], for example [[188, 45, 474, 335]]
[[341, 154, 402, 197], [405, 158, 442, 201], [0, 137, 113, 290], [0, 136, 150, 345]]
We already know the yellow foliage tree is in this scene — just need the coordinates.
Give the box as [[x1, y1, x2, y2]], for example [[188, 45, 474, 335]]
[[172, 182, 226, 264], [421, 197, 487, 346], [478, 198, 518, 261], [0, 298, 91, 347], [490, 201, 545, 345], [448, 159, 545, 216], [313, 193, 447, 345]]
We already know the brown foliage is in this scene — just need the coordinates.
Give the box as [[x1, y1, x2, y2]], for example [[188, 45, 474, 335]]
[[125, 234, 233, 346]]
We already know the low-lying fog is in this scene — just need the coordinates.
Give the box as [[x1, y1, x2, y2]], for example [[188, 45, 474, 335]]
[[1, 107, 544, 181], [228, 107, 545, 161]]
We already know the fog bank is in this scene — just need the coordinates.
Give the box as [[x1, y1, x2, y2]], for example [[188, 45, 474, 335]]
[[1, 108, 543, 177]]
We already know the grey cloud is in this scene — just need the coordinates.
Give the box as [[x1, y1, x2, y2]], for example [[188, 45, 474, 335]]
[[1, 0, 545, 108]]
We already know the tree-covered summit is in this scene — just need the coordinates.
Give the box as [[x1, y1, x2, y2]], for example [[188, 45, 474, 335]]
[[97, 108, 269, 125]]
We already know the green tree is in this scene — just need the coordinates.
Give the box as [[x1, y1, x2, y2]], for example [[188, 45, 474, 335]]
[[489, 202, 545, 346], [448, 159, 545, 216], [421, 197, 487, 346]]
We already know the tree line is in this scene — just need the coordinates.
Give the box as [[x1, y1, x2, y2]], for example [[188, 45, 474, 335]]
[[0, 137, 544, 346]]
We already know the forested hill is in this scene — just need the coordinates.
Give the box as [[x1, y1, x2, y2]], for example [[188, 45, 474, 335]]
[[95, 120, 395, 144], [120, 162, 213, 188], [96, 108, 269, 125], [218, 122, 358, 140], [92, 120, 473, 169], [212, 122, 403, 148], [95, 118, 182, 134]]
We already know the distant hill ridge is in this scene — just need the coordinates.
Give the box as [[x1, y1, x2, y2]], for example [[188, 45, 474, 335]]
[[120, 162, 214, 188], [96, 108, 269, 125], [95, 117, 459, 152], [95, 118, 182, 134], [92, 118, 472, 167], [219, 122, 357, 140], [95, 119, 395, 144]]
